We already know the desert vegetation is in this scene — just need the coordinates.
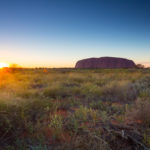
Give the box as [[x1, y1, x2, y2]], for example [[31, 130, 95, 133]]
[[0, 68, 150, 150]]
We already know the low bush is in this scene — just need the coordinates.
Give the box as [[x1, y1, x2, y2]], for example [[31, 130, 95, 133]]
[[102, 81, 138, 102], [126, 98, 150, 126]]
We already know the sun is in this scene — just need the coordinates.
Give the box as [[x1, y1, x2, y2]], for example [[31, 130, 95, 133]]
[[0, 62, 9, 69]]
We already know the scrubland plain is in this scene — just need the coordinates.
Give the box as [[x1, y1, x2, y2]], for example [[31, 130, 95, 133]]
[[0, 68, 150, 150]]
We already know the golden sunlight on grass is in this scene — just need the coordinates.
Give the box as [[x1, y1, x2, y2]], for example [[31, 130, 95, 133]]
[[0, 62, 9, 69]]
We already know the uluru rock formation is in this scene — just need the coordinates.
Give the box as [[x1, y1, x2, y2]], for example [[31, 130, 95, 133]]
[[75, 57, 136, 69]]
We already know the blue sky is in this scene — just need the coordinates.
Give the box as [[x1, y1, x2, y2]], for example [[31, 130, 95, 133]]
[[0, 0, 150, 67]]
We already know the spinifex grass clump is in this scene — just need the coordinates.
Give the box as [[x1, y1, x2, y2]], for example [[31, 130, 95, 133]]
[[126, 98, 150, 126], [0, 98, 56, 149], [0, 68, 150, 149]]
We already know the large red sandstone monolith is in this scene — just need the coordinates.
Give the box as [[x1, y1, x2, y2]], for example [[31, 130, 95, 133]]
[[75, 57, 136, 68]]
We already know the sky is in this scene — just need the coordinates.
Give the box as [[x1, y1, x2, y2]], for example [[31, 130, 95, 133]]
[[0, 0, 150, 67]]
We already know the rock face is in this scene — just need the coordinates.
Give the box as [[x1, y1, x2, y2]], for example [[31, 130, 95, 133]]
[[75, 57, 136, 69]]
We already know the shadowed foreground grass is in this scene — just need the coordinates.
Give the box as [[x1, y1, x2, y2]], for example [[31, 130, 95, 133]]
[[0, 68, 150, 150]]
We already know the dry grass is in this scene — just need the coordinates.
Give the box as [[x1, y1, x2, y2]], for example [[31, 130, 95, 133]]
[[0, 68, 150, 149]]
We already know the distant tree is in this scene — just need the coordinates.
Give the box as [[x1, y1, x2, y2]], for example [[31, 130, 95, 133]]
[[43, 69, 48, 73], [9, 64, 22, 72], [10, 64, 20, 68], [136, 64, 145, 69]]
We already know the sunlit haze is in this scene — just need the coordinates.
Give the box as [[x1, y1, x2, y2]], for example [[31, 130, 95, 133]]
[[0, 62, 9, 69]]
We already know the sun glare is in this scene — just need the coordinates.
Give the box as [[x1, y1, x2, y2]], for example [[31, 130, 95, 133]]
[[0, 62, 9, 69]]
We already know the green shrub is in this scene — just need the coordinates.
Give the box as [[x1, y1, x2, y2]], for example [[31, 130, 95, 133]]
[[56, 132, 110, 150], [102, 81, 138, 102], [126, 98, 150, 125], [90, 101, 105, 110], [43, 86, 69, 98]]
